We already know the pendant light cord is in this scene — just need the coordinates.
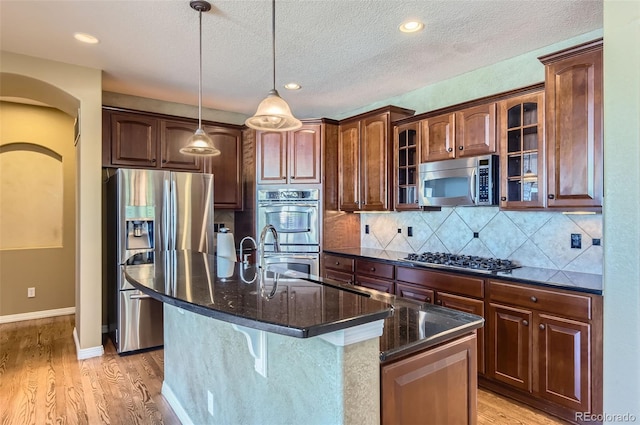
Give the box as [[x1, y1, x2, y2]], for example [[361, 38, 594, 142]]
[[198, 8, 204, 129], [271, 0, 276, 91]]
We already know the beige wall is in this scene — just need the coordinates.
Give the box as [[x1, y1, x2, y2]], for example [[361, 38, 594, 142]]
[[0, 102, 76, 315], [1, 51, 103, 352]]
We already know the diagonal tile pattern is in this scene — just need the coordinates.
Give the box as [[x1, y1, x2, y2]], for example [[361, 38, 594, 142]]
[[360, 207, 603, 274]]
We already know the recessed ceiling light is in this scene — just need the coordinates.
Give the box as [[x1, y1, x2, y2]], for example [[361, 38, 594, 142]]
[[399, 20, 424, 33], [73, 32, 99, 44], [284, 83, 301, 90]]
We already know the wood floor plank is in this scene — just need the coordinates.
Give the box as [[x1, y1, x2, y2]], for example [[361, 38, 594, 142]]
[[1, 315, 572, 425]]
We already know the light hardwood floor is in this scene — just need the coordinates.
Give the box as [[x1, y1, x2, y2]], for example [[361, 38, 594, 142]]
[[0, 315, 569, 425]]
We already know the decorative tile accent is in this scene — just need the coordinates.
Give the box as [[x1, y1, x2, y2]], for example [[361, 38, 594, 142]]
[[480, 213, 527, 259], [359, 208, 603, 274]]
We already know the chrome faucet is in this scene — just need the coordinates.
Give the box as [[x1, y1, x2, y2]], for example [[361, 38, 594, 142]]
[[239, 236, 257, 267], [258, 224, 280, 270]]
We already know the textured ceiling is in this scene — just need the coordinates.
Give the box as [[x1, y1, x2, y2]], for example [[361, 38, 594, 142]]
[[0, 0, 602, 119]]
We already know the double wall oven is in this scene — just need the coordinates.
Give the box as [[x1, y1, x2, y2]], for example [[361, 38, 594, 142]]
[[257, 188, 320, 276]]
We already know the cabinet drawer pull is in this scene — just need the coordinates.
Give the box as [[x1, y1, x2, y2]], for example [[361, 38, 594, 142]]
[[370, 267, 376, 272], [162, 159, 167, 163], [436, 300, 442, 305], [447, 147, 453, 152], [458, 146, 463, 150], [151, 158, 156, 163], [530, 296, 538, 302], [548, 194, 555, 199], [501, 196, 507, 201], [426, 297, 431, 303], [335, 261, 340, 266], [522, 320, 529, 326], [539, 324, 546, 330]]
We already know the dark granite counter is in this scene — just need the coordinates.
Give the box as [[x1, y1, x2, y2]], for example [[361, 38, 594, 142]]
[[324, 247, 603, 295], [124, 250, 484, 362], [123, 250, 392, 338]]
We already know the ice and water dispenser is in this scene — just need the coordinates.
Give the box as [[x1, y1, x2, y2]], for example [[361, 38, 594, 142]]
[[125, 205, 155, 251]]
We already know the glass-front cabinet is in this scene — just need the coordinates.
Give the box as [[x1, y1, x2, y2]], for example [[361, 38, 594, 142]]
[[499, 91, 545, 209], [394, 123, 420, 210]]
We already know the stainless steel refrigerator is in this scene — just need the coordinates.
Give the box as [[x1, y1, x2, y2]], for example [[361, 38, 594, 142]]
[[106, 168, 214, 354]]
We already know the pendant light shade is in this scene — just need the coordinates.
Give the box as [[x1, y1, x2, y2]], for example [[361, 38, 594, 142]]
[[245, 0, 302, 132], [180, 0, 221, 156]]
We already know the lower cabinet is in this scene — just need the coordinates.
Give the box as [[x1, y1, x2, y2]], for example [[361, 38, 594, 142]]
[[485, 279, 601, 423], [381, 332, 478, 425], [355, 259, 395, 293]]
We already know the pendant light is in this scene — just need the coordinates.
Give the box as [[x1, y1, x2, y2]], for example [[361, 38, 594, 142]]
[[245, 0, 302, 132], [180, 0, 221, 156]]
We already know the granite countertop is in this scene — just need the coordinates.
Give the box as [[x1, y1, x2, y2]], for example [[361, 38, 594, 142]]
[[123, 249, 484, 362], [324, 247, 603, 295]]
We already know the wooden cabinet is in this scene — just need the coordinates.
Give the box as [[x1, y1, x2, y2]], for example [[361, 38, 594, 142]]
[[394, 122, 420, 210], [539, 39, 603, 210], [256, 123, 322, 185], [498, 91, 545, 209], [322, 253, 355, 285], [202, 126, 243, 209], [355, 259, 395, 294], [420, 103, 496, 162], [338, 106, 414, 212], [486, 279, 601, 420], [381, 332, 478, 425], [103, 107, 244, 209], [396, 266, 485, 375]]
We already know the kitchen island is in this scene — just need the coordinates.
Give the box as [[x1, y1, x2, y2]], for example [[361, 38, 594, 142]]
[[124, 250, 484, 425]]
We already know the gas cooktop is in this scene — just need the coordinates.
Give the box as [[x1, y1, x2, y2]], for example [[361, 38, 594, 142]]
[[401, 252, 520, 274]]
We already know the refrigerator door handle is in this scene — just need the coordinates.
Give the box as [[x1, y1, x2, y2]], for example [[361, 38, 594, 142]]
[[130, 293, 153, 300], [163, 177, 171, 251], [171, 177, 178, 250]]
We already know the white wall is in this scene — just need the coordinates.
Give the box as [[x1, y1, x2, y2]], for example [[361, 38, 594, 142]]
[[603, 0, 640, 421]]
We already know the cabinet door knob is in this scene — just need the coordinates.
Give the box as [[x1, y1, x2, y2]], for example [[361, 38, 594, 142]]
[[548, 194, 555, 199], [151, 158, 156, 163], [501, 196, 507, 201], [426, 297, 431, 303], [447, 147, 453, 152], [522, 320, 529, 326], [335, 261, 340, 266], [530, 296, 538, 302], [539, 324, 546, 330], [458, 146, 463, 150], [162, 159, 167, 163], [370, 267, 376, 272], [436, 300, 442, 305]]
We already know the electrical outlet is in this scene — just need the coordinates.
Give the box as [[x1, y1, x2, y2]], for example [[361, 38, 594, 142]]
[[592, 238, 601, 246], [27, 287, 35, 298], [473, 232, 479, 238], [571, 233, 582, 249], [397, 228, 402, 234], [213, 223, 220, 232], [407, 226, 413, 237], [208, 390, 214, 416], [365, 224, 369, 234]]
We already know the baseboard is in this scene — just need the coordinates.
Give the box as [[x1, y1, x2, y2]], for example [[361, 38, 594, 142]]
[[0, 306, 75, 324], [72, 327, 104, 360], [162, 381, 194, 425]]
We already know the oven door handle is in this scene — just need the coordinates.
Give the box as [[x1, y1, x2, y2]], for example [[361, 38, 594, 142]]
[[258, 203, 318, 208], [264, 255, 318, 260]]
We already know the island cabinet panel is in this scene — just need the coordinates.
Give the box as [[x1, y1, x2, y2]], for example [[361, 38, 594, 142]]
[[487, 303, 532, 392], [381, 332, 477, 425], [540, 39, 603, 209], [288, 284, 323, 324], [202, 126, 243, 209], [159, 120, 202, 171], [109, 112, 159, 168]]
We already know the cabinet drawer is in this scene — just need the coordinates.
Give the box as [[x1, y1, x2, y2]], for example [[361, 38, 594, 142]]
[[356, 259, 394, 280], [396, 267, 484, 299], [357, 275, 395, 294], [324, 269, 354, 285], [396, 282, 434, 304], [488, 280, 592, 320], [323, 254, 354, 273]]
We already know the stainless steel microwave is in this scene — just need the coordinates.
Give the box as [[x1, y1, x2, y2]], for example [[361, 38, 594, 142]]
[[418, 155, 499, 207]]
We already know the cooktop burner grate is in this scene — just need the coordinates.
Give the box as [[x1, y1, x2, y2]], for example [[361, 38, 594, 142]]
[[401, 252, 520, 273]]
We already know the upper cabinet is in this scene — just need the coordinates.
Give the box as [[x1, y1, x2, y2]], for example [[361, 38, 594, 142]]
[[420, 102, 496, 162], [104, 109, 201, 171], [539, 39, 603, 210], [103, 107, 244, 209], [498, 91, 545, 209], [256, 123, 322, 185], [202, 125, 243, 210], [338, 106, 414, 212], [394, 122, 420, 210]]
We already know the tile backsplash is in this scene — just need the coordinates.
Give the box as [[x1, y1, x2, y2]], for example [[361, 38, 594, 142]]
[[360, 208, 603, 275]]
